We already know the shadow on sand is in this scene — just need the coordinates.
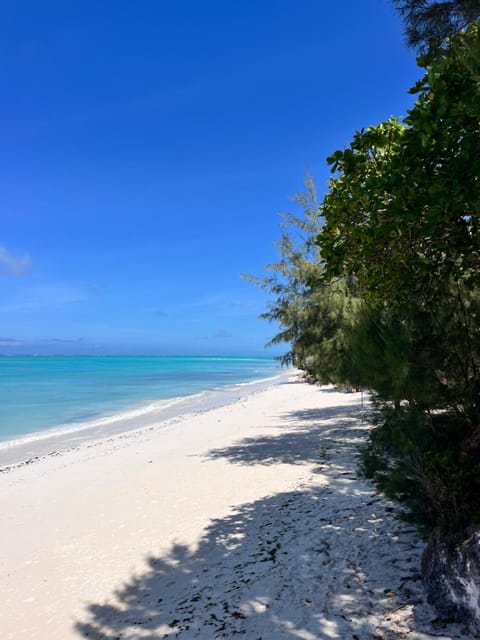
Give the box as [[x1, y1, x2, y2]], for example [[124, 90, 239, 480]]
[[205, 404, 367, 469], [74, 398, 466, 639]]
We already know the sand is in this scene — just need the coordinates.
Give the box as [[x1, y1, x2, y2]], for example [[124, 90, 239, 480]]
[[0, 374, 470, 639]]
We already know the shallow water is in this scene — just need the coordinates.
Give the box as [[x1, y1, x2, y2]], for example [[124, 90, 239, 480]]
[[0, 355, 281, 465]]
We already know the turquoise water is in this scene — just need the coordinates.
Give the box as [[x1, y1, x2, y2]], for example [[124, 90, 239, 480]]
[[0, 355, 280, 445]]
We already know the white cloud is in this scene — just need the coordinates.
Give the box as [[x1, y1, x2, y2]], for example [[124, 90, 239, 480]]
[[40, 338, 85, 344], [214, 329, 233, 339], [0, 245, 32, 277], [0, 337, 24, 346]]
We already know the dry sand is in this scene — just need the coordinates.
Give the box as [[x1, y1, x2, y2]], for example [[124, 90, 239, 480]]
[[0, 375, 471, 639]]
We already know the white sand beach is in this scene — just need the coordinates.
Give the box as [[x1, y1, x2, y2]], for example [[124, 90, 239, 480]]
[[0, 375, 470, 639]]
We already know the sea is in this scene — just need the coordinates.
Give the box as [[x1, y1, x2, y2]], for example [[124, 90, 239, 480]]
[[0, 355, 283, 468]]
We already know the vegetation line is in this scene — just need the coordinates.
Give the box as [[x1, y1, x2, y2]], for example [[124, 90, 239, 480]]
[[249, 4, 480, 536]]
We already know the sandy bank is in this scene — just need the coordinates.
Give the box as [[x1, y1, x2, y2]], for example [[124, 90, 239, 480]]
[[0, 376, 469, 639]]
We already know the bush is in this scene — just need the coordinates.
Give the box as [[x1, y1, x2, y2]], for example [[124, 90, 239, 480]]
[[361, 403, 480, 533]]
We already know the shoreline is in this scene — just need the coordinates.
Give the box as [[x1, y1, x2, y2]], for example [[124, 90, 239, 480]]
[[0, 375, 468, 639], [0, 372, 284, 470]]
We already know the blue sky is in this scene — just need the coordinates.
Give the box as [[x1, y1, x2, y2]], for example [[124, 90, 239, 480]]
[[1, 0, 419, 355]]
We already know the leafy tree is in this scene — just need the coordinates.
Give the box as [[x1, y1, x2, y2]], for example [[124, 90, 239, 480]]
[[393, 0, 480, 52], [244, 173, 323, 366], [319, 26, 480, 304], [317, 26, 480, 419], [317, 25, 480, 531], [250, 23, 480, 532], [319, 26, 480, 306], [318, 117, 408, 304], [290, 278, 360, 384], [245, 174, 360, 383]]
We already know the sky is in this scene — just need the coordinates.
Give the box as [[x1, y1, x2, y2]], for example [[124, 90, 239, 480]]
[[0, 0, 420, 356]]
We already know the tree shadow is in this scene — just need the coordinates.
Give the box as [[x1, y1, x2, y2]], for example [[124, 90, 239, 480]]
[[74, 490, 425, 639], [74, 399, 469, 639], [205, 404, 368, 470]]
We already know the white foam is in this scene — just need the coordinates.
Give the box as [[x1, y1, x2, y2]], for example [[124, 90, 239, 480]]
[[232, 375, 280, 388], [0, 393, 205, 450], [0, 373, 283, 458]]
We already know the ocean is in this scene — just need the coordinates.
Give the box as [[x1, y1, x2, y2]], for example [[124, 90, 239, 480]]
[[0, 355, 282, 467]]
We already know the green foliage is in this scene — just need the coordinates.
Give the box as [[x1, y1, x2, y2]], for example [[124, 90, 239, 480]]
[[243, 172, 323, 365], [345, 306, 438, 406], [361, 405, 480, 532], [318, 117, 409, 305], [244, 173, 360, 384], [393, 0, 480, 53], [291, 279, 360, 384], [318, 25, 480, 309], [317, 26, 480, 532], [251, 25, 480, 533], [348, 284, 480, 417]]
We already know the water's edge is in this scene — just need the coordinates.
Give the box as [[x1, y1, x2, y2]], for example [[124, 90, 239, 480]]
[[0, 372, 288, 470]]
